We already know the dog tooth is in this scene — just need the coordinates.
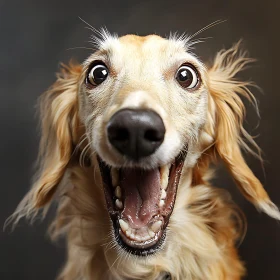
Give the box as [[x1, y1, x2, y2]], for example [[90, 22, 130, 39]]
[[142, 235, 148, 241], [111, 168, 119, 187], [151, 220, 162, 232], [119, 219, 129, 232], [131, 229, 137, 240], [160, 164, 169, 176], [115, 186, 122, 198], [134, 235, 141, 242], [160, 189, 167, 200], [126, 228, 132, 237], [159, 199, 165, 208], [140, 235, 146, 242], [161, 165, 170, 190], [115, 199, 123, 209], [148, 229, 156, 238]]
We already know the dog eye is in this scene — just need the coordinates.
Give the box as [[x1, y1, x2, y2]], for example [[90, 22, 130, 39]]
[[87, 63, 109, 86], [176, 64, 199, 89]]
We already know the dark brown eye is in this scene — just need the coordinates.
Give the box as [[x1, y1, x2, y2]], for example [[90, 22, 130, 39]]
[[87, 63, 109, 86], [176, 64, 199, 89]]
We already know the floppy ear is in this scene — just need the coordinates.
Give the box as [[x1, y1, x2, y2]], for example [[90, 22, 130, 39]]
[[208, 42, 280, 220], [12, 62, 82, 223]]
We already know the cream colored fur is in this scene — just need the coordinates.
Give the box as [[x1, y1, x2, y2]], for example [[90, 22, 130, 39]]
[[8, 33, 280, 280]]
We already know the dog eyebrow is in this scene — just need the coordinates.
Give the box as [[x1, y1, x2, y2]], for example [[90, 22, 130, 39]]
[[163, 58, 204, 80], [83, 50, 113, 70]]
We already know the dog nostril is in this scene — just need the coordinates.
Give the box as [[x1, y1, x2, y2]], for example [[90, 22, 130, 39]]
[[144, 129, 162, 142], [110, 128, 129, 142]]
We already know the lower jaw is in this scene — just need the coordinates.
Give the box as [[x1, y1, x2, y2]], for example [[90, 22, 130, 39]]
[[112, 218, 167, 256], [98, 153, 186, 256]]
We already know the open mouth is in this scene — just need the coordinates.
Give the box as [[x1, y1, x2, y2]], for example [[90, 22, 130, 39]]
[[98, 154, 186, 256]]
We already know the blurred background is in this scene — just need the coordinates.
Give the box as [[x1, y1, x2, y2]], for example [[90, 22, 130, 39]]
[[0, 0, 279, 279]]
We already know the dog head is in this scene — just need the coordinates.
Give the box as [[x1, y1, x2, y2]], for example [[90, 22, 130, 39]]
[[12, 33, 280, 257]]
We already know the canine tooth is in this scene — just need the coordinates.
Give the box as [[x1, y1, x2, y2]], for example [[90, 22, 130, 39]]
[[160, 189, 167, 200], [148, 229, 156, 238], [159, 199, 165, 208], [115, 186, 122, 198], [160, 164, 170, 190], [151, 220, 162, 232], [115, 199, 123, 209], [111, 168, 119, 187], [119, 219, 129, 232]]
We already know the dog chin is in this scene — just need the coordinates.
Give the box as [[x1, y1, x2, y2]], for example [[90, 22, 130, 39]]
[[97, 151, 186, 257]]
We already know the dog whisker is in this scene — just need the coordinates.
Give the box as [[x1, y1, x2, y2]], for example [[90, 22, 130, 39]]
[[66, 46, 96, 52], [189, 19, 227, 40], [79, 142, 92, 167], [73, 133, 88, 154]]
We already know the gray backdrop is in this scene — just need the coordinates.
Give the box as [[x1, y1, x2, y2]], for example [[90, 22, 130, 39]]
[[1, 0, 280, 279]]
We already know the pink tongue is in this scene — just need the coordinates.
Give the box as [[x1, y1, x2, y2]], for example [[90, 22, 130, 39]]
[[120, 168, 161, 228]]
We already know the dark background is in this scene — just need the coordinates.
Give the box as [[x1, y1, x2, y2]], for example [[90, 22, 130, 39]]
[[1, 0, 279, 279]]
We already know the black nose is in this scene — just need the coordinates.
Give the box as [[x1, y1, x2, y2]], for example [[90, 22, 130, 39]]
[[107, 109, 165, 159]]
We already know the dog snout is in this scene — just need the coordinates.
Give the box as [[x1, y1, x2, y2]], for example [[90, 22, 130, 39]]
[[107, 109, 165, 159]]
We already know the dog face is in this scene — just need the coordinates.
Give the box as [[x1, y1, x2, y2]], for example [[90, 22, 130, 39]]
[[77, 35, 210, 255], [79, 35, 208, 169]]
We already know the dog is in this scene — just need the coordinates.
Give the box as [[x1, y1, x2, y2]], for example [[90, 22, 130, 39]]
[[9, 30, 280, 280]]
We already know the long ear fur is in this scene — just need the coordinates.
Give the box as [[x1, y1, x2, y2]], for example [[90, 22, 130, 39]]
[[9, 62, 82, 225], [208, 42, 280, 220]]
